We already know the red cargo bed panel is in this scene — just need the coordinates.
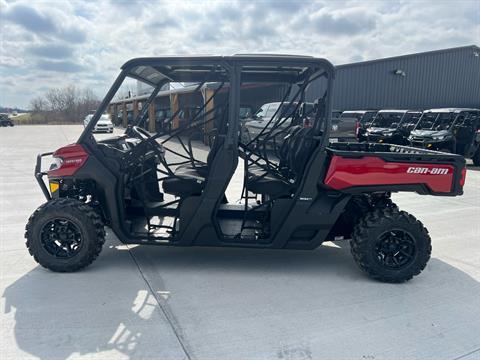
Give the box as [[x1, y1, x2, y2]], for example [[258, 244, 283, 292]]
[[324, 156, 454, 193]]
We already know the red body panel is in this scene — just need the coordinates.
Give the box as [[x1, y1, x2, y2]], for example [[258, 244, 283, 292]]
[[324, 156, 455, 193], [48, 144, 89, 177]]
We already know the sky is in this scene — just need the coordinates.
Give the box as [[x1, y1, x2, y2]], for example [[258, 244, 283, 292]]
[[0, 0, 479, 108]]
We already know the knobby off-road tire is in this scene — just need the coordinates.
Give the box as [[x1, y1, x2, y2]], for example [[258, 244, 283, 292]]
[[345, 195, 398, 229], [373, 196, 398, 210], [350, 208, 431, 283], [25, 198, 105, 272]]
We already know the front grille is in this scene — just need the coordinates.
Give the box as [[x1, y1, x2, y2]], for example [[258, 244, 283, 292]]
[[410, 141, 426, 147]]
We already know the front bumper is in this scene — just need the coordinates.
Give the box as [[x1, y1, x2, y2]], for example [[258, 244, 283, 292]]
[[35, 152, 54, 200], [409, 138, 450, 151], [367, 134, 391, 143], [93, 124, 114, 132]]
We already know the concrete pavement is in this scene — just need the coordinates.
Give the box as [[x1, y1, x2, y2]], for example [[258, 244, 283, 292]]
[[1, 125, 479, 360]]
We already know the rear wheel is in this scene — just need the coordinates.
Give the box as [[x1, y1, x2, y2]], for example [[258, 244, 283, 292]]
[[350, 208, 431, 283], [25, 198, 105, 272]]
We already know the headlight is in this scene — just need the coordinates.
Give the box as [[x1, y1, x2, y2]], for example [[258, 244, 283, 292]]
[[432, 135, 446, 141], [49, 156, 64, 171]]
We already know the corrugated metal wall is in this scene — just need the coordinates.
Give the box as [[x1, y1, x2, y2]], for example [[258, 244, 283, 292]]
[[307, 46, 480, 110]]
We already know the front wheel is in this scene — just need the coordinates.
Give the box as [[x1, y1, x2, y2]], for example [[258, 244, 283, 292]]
[[350, 208, 431, 283], [25, 198, 105, 272]]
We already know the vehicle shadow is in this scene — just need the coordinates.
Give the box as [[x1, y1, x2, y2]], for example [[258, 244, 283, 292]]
[[3, 236, 480, 360], [2, 236, 189, 360]]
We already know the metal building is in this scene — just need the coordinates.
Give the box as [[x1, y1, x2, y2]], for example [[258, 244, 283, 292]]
[[307, 45, 480, 110]]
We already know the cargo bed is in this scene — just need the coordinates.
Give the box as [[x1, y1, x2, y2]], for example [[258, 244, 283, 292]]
[[324, 142, 466, 196]]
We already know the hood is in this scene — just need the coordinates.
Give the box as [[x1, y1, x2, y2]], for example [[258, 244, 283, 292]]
[[97, 119, 112, 125], [368, 127, 395, 134], [410, 129, 450, 138]]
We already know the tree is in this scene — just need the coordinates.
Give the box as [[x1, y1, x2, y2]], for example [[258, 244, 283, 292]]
[[30, 86, 100, 123], [30, 96, 47, 113]]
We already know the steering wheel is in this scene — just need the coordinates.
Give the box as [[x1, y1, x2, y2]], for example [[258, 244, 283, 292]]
[[127, 125, 165, 162], [131, 125, 153, 140]]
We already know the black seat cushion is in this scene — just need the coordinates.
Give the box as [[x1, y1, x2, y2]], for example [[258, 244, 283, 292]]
[[162, 166, 205, 196], [248, 169, 293, 197], [175, 163, 209, 178]]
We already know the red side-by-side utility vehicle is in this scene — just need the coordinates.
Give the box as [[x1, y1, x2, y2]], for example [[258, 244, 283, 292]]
[[26, 56, 466, 282]]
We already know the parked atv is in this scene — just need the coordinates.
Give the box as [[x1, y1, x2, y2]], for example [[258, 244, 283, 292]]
[[366, 110, 421, 145], [0, 113, 14, 127], [26, 56, 466, 283], [409, 108, 480, 165]]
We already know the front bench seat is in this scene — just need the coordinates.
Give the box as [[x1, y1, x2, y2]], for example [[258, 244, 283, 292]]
[[247, 166, 294, 198], [162, 166, 205, 197], [162, 133, 225, 197]]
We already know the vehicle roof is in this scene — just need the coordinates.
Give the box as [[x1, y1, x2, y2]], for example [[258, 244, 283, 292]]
[[377, 109, 408, 113], [262, 101, 311, 106], [342, 110, 377, 114], [121, 55, 334, 86], [424, 108, 480, 113]]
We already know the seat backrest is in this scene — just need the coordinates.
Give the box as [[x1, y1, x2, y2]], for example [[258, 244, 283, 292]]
[[278, 125, 303, 164], [285, 127, 319, 178], [206, 105, 228, 168]]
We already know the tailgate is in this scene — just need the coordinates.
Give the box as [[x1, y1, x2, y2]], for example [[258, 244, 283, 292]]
[[324, 144, 466, 196]]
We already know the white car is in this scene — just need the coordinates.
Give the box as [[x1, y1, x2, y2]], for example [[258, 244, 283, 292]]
[[84, 114, 114, 133]]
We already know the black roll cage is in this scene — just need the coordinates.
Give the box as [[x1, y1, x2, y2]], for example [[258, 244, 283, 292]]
[[72, 55, 337, 245], [413, 110, 479, 131], [78, 55, 335, 150]]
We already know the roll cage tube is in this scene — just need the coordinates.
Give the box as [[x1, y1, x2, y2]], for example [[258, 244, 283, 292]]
[[413, 112, 459, 131], [395, 112, 413, 128], [317, 72, 333, 149], [412, 112, 436, 130]]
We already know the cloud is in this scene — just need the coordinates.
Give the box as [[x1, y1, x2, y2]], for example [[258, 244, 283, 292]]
[[0, 0, 478, 108], [1, 3, 88, 43], [0, 55, 25, 67], [60, 27, 87, 43], [309, 9, 377, 35], [28, 44, 74, 59], [2, 4, 57, 33], [146, 18, 179, 30], [36, 60, 84, 72]]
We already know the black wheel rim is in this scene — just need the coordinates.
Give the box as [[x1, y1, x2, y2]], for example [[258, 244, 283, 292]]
[[374, 229, 416, 269], [40, 218, 83, 258]]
